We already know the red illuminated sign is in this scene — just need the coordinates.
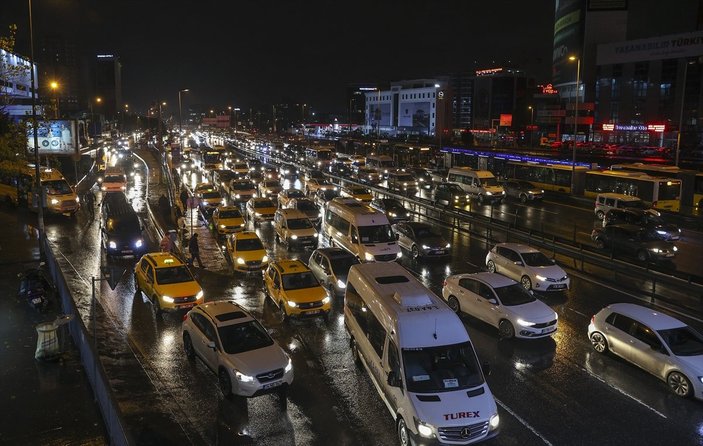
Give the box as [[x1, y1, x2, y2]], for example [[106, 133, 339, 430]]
[[647, 124, 666, 132], [540, 84, 559, 95]]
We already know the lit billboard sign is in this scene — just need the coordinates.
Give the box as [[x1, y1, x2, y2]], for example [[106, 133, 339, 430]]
[[398, 102, 431, 129], [601, 123, 666, 132], [26, 119, 79, 156], [598, 31, 703, 65]]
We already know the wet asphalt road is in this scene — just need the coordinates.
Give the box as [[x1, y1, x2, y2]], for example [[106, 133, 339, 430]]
[[41, 149, 703, 446]]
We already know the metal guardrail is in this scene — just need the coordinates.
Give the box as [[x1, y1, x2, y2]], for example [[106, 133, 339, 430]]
[[225, 138, 703, 309]]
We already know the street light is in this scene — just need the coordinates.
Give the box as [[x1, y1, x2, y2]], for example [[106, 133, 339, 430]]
[[49, 80, 59, 118], [568, 55, 581, 194], [528, 105, 534, 148], [178, 88, 189, 140]]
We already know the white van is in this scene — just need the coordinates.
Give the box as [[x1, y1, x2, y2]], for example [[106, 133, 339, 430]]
[[366, 155, 395, 178], [345, 262, 500, 445], [273, 208, 318, 249], [101, 166, 127, 192], [594, 192, 658, 220], [323, 198, 401, 262], [447, 167, 505, 204]]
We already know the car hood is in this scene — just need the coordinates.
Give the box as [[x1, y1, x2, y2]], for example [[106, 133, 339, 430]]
[[411, 385, 497, 428], [218, 217, 245, 226], [418, 236, 447, 248], [642, 240, 675, 250], [284, 286, 327, 303], [526, 264, 566, 279], [508, 300, 556, 324], [157, 281, 201, 298], [226, 343, 288, 377], [253, 206, 277, 214], [288, 227, 317, 237], [485, 186, 504, 195]]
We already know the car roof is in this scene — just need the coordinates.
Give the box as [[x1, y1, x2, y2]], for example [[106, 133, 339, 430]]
[[250, 197, 275, 204], [495, 243, 540, 254], [196, 300, 254, 326], [604, 303, 687, 330], [216, 205, 240, 212], [599, 192, 641, 201], [404, 221, 432, 230], [452, 271, 517, 288], [277, 208, 307, 218], [273, 259, 311, 274], [144, 252, 185, 268], [232, 231, 259, 240], [315, 247, 355, 259]]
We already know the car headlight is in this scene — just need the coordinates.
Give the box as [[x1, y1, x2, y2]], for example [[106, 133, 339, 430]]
[[337, 279, 346, 289], [284, 357, 293, 373], [397, 251, 403, 258], [673, 246, 678, 252], [196, 290, 204, 300], [291, 234, 298, 240], [255, 212, 262, 216], [162, 295, 174, 303], [220, 224, 226, 229], [364, 252, 375, 261], [262, 255, 269, 263], [535, 275, 547, 281], [235, 194, 241, 198], [485, 191, 493, 196], [236, 257, 245, 265], [388, 212, 397, 217], [656, 230, 667, 235], [650, 248, 662, 253], [445, 243, 451, 248], [135, 239, 143, 248], [489, 413, 500, 431], [322, 296, 330, 304], [240, 223, 245, 227], [421, 245, 430, 250], [416, 421, 433, 438], [517, 318, 536, 327], [50, 198, 59, 205], [108, 241, 117, 249], [75, 196, 80, 203], [252, 193, 257, 198], [235, 371, 254, 382], [287, 300, 298, 308]]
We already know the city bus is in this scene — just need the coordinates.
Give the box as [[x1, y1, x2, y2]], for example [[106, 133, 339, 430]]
[[0, 161, 79, 215], [504, 161, 588, 194], [201, 148, 224, 171], [610, 163, 703, 211], [304, 146, 334, 168], [584, 170, 681, 212]]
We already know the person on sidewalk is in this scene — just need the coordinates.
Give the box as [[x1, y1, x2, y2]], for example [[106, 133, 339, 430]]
[[188, 233, 204, 268], [83, 189, 95, 220], [159, 232, 173, 252], [158, 193, 170, 220], [180, 189, 189, 211]]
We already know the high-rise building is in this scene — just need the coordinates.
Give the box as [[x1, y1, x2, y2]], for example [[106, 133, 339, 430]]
[[94, 54, 122, 118], [37, 35, 83, 116], [346, 84, 378, 127]]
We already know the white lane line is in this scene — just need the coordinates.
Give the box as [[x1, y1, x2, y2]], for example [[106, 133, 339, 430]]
[[465, 260, 481, 269], [568, 307, 589, 319], [567, 269, 703, 325], [495, 398, 553, 446], [580, 366, 667, 419]]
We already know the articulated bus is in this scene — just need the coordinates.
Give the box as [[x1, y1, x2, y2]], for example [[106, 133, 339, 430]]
[[0, 161, 79, 215], [610, 163, 703, 211], [584, 170, 681, 212], [505, 161, 588, 194], [304, 146, 334, 168]]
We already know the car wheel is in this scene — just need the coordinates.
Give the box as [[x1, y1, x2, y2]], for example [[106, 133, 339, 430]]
[[520, 193, 528, 203], [183, 333, 195, 361], [637, 249, 649, 262], [486, 260, 496, 273], [595, 238, 605, 249], [351, 339, 362, 367], [596, 210, 605, 220], [499, 319, 515, 339], [411, 245, 420, 260], [447, 295, 461, 314], [668, 371, 693, 398], [277, 387, 288, 411], [397, 418, 410, 446], [219, 368, 233, 398], [589, 332, 609, 353], [521, 275, 532, 290]]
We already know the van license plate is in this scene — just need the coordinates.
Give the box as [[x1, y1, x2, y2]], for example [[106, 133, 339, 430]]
[[263, 380, 282, 390]]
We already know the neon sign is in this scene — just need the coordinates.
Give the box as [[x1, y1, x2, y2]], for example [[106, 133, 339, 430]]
[[475, 68, 503, 76], [540, 84, 559, 94], [647, 124, 666, 132]]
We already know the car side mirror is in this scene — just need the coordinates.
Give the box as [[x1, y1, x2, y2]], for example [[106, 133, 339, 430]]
[[481, 361, 491, 376], [488, 298, 498, 305], [387, 370, 402, 388], [206, 340, 216, 350], [551, 258, 556, 264]]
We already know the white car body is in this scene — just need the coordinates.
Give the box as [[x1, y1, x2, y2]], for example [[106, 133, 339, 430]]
[[442, 272, 558, 339], [485, 243, 570, 292]]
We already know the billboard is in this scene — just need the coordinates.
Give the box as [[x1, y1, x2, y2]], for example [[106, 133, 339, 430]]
[[368, 103, 391, 127], [597, 31, 703, 65], [26, 119, 78, 156], [552, 0, 585, 84], [398, 102, 431, 129]]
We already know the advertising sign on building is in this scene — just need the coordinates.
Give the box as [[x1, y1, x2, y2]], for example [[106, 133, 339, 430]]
[[26, 119, 78, 156], [398, 102, 431, 130], [552, 0, 584, 84], [368, 103, 391, 127], [597, 31, 703, 65], [499, 114, 513, 127]]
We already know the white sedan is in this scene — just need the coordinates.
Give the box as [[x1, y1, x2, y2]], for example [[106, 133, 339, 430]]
[[441, 272, 558, 339], [485, 243, 569, 292]]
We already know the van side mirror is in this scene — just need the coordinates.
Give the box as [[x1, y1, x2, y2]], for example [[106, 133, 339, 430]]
[[551, 258, 556, 264], [387, 370, 402, 388], [488, 298, 498, 305], [481, 361, 491, 376], [206, 340, 216, 350]]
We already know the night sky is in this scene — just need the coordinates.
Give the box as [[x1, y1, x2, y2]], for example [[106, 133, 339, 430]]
[[2, 0, 555, 113]]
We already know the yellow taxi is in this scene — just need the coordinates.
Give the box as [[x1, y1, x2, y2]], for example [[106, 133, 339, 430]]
[[212, 205, 246, 235], [134, 252, 203, 314], [263, 260, 330, 319], [225, 231, 269, 272], [341, 185, 373, 203]]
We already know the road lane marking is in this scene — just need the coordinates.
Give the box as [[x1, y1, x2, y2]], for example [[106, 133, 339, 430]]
[[568, 308, 589, 319], [580, 366, 667, 419], [495, 398, 553, 446]]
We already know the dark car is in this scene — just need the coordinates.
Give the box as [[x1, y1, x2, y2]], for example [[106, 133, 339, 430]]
[[387, 171, 418, 196], [409, 168, 434, 189], [328, 163, 352, 177], [432, 182, 468, 206], [591, 224, 678, 262], [101, 192, 144, 259], [307, 248, 360, 296], [603, 209, 681, 241], [370, 197, 410, 223], [179, 157, 195, 174], [502, 180, 544, 203], [279, 163, 298, 181], [211, 169, 237, 190], [393, 221, 450, 259]]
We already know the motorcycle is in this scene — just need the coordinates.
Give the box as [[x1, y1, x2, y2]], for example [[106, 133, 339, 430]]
[[17, 264, 54, 312]]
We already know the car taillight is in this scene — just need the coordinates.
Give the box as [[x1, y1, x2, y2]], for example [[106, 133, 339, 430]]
[[590, 315, 595, 324], [442, 280, 447, 287], [182, 312, 189, 322]]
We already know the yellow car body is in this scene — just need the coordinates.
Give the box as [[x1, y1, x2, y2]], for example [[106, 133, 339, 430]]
[[213, 206, 246, 234], [134, 253, 203, 312], [263, 260, 330, 318], [226, 231, 269, 272]]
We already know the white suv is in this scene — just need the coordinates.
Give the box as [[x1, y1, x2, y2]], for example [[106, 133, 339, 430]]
[[485, 243, 569, 292], [182, 300, 293, 407], [594, 192, 657, 220]]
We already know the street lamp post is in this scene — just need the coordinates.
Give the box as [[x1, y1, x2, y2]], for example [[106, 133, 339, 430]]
[[178, 88, 189, 146], [569, 55, 581, 194], [528, 105, 534, 148], [28, 0, 45, 257]]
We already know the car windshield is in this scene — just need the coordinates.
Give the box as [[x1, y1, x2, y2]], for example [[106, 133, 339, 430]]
[[358, 224, 394, 243], [43, 180, 72, 195], [384, 199, 403, 208], [447, 185, 464, 194], [219, 210, 242, 219], [105, 175, 125, 183], [396, 174, 414, 182], [236, 238, 264, 251], [521, 251, 553, 267], [254, 200, 275, 208], [287, 218, 312, 229], [330, 256, 359, 277], [320, 190, 338, 200], [155, 266, 192, 284], [296, 201, 317, 212], [309, 171, 325, 179], [264, 181, 279, 188], [402, 342, 484, 393], [658, 327, 703, 356], [287, 190, 305, 198], [493, 284, 536, 306], [218, 320, 274, 354], [202, 192, 220, 199], [622, 200, 647, 210], [481, 177, 499, 187], [233, 182, 254, 190], [281, 271, 318, 290], [350, 187, 369, 194], [107, 216, 140, 234], [413, 226, 437, 238]]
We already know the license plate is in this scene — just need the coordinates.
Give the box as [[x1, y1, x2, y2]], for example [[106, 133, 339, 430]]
[[541, 327, 554, 334], [552, 284, 566, 289], [31, 298, 42, 304], [262, 380, 282, 390], [179, 303, 195, 309], [305, 310, 321, 315], [432, 250, 445, 255], [665, 253, 674, 257]]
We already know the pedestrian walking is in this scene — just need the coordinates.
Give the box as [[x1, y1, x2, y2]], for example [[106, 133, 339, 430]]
[[172, 167, 181, 190], [159, 233, 173, 252], [83, 189, 96, 220], [188, 233, 204, 268], [158, 193, 170, 220], [180, 189, 189, 211]]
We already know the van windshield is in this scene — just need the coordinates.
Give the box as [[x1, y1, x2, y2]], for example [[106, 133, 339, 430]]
[[402, 342, 484, 393], [43, 180, 72, 195], [287, 218, 312, 230], [358, 224, 394, 243], [481, 177, 499, 187]]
